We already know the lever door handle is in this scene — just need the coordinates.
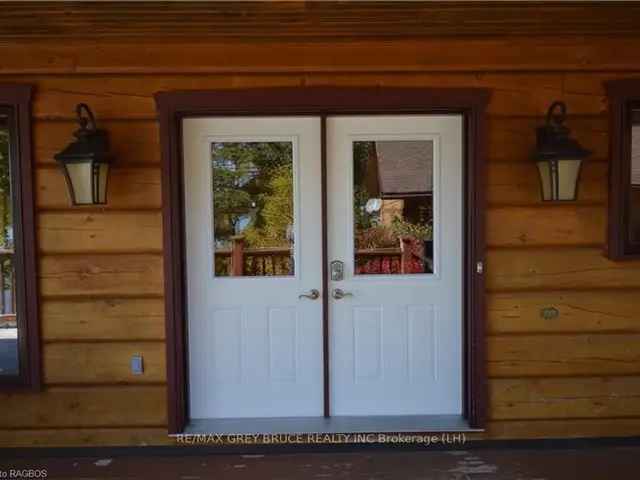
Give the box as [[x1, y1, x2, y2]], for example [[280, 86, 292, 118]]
[[299, 289, 320, 300], [332, 288, 353, 300]]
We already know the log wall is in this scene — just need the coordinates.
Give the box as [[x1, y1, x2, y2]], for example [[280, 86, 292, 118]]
[[0, 31, 640, 446]]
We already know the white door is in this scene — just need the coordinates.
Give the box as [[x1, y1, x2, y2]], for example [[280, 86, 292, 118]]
[[326, 115, 463, 416], [183, 117, 324, 419]]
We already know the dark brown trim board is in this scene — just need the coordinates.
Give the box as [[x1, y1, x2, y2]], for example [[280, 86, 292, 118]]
[[0, 84, 40, 392], [606, 80, 640, 260], [3, 2, 640, 38], [155, 87, 490, 434]]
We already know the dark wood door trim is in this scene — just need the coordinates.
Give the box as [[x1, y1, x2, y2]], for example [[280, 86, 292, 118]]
[[320, 115, 330, 418], [155, 86, 490, 434]]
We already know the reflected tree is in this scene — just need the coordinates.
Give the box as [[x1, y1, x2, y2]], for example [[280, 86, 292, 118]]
[[212, 142, 293, 249], [0, 127, 11, 250]]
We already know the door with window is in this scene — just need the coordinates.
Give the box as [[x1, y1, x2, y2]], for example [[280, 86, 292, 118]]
[[183, 114, 463, 420], [327, 115, 463, 416], [183, 117, 324, 419]]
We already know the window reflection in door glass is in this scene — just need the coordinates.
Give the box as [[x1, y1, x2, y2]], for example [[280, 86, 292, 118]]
[[353, 140, 434, 275], [211, 142, 295, 277], [0, 112, 17, 377], [630, 109, 640, 244]]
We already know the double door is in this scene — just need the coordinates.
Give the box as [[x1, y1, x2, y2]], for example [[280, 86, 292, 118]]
[[183, 115, 463, 420]]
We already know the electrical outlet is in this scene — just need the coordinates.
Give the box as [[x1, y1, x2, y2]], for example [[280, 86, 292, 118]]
[[131, 354, 144, 375], [540, 307, 559, 320]]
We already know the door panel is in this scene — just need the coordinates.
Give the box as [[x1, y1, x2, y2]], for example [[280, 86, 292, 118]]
[[183, 117, 323, 419], [327, 115, 463, 416]]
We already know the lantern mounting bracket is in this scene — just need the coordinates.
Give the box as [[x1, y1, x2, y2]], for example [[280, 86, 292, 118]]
[[74, 103, 97, 138], [546, 101, 567, 130]]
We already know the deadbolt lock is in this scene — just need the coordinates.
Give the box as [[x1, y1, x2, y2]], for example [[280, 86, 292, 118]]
[[330, 260, 344, 281]]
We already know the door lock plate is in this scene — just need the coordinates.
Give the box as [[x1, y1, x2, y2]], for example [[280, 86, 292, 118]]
[[330, 260, 344, 281]]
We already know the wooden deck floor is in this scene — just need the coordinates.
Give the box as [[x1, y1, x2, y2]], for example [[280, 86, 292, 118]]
[[1, 445, 639, 479]]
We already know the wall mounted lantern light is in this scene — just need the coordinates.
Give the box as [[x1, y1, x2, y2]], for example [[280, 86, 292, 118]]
[[533, 101, 591, 201], [55, 104, 112, 205]]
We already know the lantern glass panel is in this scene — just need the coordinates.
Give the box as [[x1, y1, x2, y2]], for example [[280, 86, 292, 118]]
[[557, 158, 582, 201], [96, 163, 109, 204], [536, 160, 553, 201], [65, 162, 94, 205]]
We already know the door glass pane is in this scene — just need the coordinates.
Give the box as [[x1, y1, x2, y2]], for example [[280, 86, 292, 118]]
[[0, 112, 17, 376], [212, 141, 295, 277], [353, 140, 434, 275], [630, 109, 640, 244]]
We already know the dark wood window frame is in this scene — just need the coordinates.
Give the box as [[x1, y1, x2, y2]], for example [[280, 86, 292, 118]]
[[606, 80, 640, 259], [155, 87, 490, 434], [0, 85, 40, 391]]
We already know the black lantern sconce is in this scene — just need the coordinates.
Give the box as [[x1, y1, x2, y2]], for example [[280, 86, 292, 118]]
[[533, 101, 592, 201], [55, 104, 112, 205]]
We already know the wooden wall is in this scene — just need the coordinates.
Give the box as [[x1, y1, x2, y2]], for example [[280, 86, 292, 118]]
[[1, 34, 640, 447]]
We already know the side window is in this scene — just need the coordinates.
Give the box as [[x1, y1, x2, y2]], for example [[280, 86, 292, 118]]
[[629, 108, 640, 244], [0, 85, 39, 390], [606, 80, 640, 259]]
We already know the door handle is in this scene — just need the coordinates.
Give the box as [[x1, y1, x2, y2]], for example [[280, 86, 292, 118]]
[[332, 288, 353, 300], [299, 289, 320, 300]]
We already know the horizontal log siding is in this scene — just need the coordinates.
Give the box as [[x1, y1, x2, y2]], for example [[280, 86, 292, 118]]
[[0, 35, 639, 447], [3, 3, 640, 39]]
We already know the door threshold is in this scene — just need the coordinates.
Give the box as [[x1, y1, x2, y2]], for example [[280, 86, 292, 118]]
[[184, 415, 481, 435]]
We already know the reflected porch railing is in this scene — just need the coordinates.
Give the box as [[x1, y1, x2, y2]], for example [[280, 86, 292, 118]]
[[214, 238, 425, 276], [216, 246, 295, 277]]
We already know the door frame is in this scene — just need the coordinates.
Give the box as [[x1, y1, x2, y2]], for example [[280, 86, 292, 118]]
[[155, 87, 490, 434]]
